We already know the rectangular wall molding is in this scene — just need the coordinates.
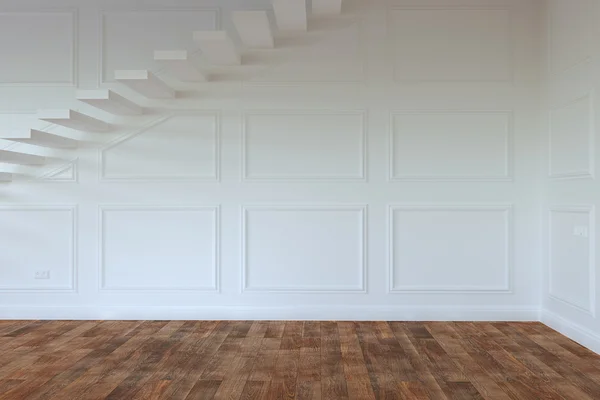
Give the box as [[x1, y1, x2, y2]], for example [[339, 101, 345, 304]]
[[244, 15, 366, 85], [388, 5, 514, 83], [99, 111, 220, 182], [389, 111, 513, 181], [242, 110, 367, 181], [548, 205, 596, 316], [549, 93, 595, 180], [0, 9, 78, 86], [97, 8, 219, 85], [388, 204, 513, 293], [241, 204, 367, 293], [98, 205, 220, 292], [548, 0, 594, 76], [0, 205, 77, 292]]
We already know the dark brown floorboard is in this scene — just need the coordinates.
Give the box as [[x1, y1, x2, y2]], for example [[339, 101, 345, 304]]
[[0, 321, 598, 399]]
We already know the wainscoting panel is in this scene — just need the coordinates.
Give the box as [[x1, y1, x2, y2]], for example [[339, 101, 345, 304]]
[[389, 205, 512, 293], [99, 8, 218, 84], [242, 205, 366, 293], [389, 6, 513, 82], [0, 10, 76, 85], [0, 206, 76, 292], [99, 206, 219, 291], [243, 111, 365, 181], [549, 94, 595, 179], [390, 111, 512, 181], [549, 206, 595, 315], [101, 112, 219, 181], [548, 0, 594, 75]]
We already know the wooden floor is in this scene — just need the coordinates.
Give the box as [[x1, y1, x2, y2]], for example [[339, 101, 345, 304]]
[[0, 321, 599, 399]]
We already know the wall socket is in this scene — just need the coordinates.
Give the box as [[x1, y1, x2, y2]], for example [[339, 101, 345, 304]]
[[34, 270, 51, 280], [573, 226, 589, 238]]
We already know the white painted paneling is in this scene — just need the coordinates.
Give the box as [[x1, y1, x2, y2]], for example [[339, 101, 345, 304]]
[[542, 0, 600, 353], [390, 112, 512, 181], [0, 11, 75, 85], [100, 206, 219, 291], [0, 0, 544, 323], [101, 113, 219, 181], [99, 9, 218, 83], [549, 94, 594, 179], [390, 7, 512, 82], [243, 111, 365, 180], [0, 206, 75, 291], [549, 207, 595, 315], [389, 205, 512, 293], [42, 161, 78, 182], [243, 206, 366, 292], [548, 0, 594, 75], [246, 17, 364, 83]]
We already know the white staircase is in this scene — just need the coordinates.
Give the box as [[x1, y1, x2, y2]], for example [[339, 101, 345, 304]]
[[0, 0, 344, 183]]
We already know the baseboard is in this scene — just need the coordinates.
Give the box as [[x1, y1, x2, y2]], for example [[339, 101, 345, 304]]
[[540, 310, 600, 354], [0, 305, 539, 321]]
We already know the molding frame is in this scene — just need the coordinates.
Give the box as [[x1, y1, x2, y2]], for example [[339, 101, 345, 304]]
[[388, 110, 514, 182], [0, 9, 78, 87], [0, 205, 77, 293], [98, 205, 220, 293], [241, 110, 367, 182], [30, 158, 79, 183], [243, 11, 367, 86], [387, 204, 514, 294], [99, 111, 220, 182], [97, 7, 220, 86], [547, 0, 594, 78], [241, 204, 368, 293], [548, 92, 596, 180], [548, 205, 596, 316], [387, 5, 515, 84]]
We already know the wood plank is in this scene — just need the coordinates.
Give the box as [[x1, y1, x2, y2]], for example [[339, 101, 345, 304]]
[[0, 321, 598, 399]]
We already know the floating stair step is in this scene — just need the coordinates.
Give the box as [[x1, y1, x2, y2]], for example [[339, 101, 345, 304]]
[[77, 89, 142, 115], [0, 149, 45, 165], [154, 50, 207, 82], [115, 70, 175, 99], [1, 129, 78, 149], [272, 0, 307, 31], [233, 11, 275, 48], [193, 31, 241, 65], [312, 0, 343, 15], [37, 109, 110, 132]]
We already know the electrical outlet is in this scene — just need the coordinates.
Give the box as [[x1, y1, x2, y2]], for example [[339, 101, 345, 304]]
[[34, 270, 51, 280], [573, 226, 589, 238]]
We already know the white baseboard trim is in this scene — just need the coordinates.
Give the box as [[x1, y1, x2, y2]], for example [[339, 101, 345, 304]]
[[541, 309, 600, 354], [0, 305, 539, 321]]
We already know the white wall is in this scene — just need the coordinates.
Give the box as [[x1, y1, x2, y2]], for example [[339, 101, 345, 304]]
[[0, 0, 544, 321], [542, 0, 600, 352]]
